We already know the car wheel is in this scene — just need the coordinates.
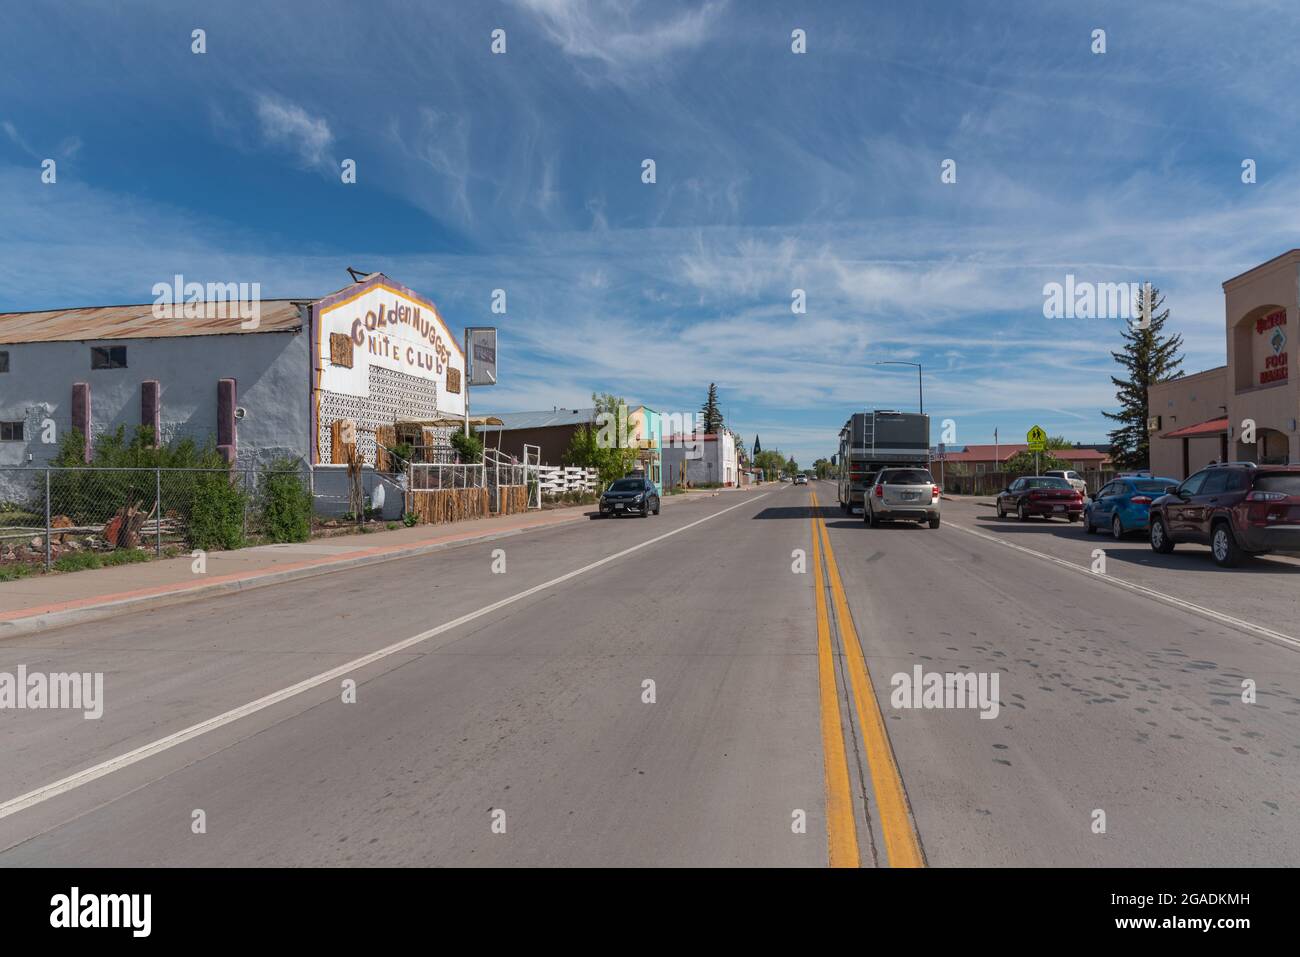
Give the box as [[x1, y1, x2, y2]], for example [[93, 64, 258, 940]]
[[996, 501, 1005, 519], [1084, 511, 1096, 534], [1150, 516, 1175, 554], [1211, 522, 1243, 568], [653, 499, 660, 515], [1067, 513, 1079, 523], [1111, 515, 1124, 540], [1017, 501, 1028, 522], [866, 504, 877, 527], [928, 515, 941, 529]]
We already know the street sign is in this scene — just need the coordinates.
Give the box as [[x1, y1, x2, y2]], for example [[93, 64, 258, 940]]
[[466, 327, 497, 386], [1026, 425, 1047, 452]]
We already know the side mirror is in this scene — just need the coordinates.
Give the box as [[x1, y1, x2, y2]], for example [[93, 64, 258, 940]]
[[1164, 485, 1179, 496]]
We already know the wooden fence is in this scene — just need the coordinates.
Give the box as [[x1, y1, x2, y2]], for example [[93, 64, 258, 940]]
[[407, 487, 490, 524]]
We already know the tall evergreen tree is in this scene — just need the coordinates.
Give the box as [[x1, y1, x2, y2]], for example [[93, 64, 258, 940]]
[[700, 383, 724, 434], [1102, 285, 1184, 470], [753, 435, 762, 458]]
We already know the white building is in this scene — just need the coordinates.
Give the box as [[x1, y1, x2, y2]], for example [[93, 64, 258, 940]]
[[661, 431, 738, 488]]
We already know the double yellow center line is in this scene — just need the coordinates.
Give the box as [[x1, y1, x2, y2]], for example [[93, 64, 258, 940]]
[[809, 489, 925, 868]]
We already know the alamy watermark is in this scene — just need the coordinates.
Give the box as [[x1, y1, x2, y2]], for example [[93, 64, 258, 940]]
[[1043, 276, 1151, 327], [152, 273, 261, 329], [0, 665, 103, 719], [890, 665, 1000, 719]]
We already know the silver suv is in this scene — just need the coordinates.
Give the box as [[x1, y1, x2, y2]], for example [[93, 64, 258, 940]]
[[864, 467, 941, 528]]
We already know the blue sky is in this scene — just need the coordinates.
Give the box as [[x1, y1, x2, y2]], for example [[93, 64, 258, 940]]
[[4, 0, 1300, 466]]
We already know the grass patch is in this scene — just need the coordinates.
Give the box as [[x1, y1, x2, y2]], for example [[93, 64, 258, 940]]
[[53, 548, 152, 573], [0, 563, 33, 582]]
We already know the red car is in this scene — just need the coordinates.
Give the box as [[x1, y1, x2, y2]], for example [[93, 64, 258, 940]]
[[995, 476, 1084, 522], [1149, 463, 1300, 567]]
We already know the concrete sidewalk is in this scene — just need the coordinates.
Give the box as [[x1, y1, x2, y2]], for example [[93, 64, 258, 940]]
[[0, 484, 757, 638]]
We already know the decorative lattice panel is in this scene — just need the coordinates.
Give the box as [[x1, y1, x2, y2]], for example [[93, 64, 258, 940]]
[[316, 365, 442, 465]]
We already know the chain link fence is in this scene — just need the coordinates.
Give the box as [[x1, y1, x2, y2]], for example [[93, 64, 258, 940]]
[[0, 466, 314, 572]]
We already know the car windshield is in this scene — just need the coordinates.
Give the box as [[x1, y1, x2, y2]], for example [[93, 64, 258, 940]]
[[1024, 478, 1070, 489], [882, 470, 932, 484], [1132, 480, 1171, 493], [608, 479, 643, 492], [1255, 473, 1300, 494]]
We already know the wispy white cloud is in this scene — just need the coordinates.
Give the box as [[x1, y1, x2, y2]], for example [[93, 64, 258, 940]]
[[254, 94, 335, 170], [513, 0, 728, 75]]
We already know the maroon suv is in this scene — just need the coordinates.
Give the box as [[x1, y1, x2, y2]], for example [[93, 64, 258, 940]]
[[1149, 463, 1300, 567]]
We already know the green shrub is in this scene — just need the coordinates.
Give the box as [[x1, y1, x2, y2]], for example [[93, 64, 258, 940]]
[[259, 460, 311, 543], [450, 429, 483, 463], [188, 472, 246, 551]]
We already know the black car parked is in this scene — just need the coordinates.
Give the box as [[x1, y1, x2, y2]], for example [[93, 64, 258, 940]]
[[598, 477, 660, 518]]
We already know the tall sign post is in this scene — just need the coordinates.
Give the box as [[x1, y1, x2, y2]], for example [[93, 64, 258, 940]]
[[1027, 424, 1047, 476]]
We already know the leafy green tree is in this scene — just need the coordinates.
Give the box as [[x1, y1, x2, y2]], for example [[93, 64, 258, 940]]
[[753, 448, 789, 477], [563, 392, 641, 487], [1003, 448, 1071, 475], [1103, 285, 1184, 470], [700, 384, 723, 434]]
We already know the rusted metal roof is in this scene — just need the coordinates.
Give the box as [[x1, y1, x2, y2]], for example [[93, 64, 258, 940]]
[[0, 300, 305, 344]]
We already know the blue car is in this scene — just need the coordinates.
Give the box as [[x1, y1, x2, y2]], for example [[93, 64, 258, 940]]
[[1084, 476, 1180, 539]]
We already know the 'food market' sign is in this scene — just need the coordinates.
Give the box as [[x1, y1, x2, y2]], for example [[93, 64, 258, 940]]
[[1257, 309, 1288, 385]]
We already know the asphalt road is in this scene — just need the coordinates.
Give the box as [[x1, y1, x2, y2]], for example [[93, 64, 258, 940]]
[[0, 481, 1296, 866]]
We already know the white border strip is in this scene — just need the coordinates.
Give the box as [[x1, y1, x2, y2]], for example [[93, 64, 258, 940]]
[[0, 493, 767, 822], [947, 522, 1300, 652]]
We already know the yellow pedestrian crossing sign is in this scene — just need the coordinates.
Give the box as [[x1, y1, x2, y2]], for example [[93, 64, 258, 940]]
[[1026, 425, 1047, 451]]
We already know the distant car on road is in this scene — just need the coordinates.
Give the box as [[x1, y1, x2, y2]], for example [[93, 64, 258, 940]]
[[1149, 462, 1300, 567], [996, 476, 1083, 522], [1084, 475, 1179, 539], [864, 467, 941, 528], [794, 474, 808, 485], [597, 477, 660, 518], [1043, 469, 1088, 496]]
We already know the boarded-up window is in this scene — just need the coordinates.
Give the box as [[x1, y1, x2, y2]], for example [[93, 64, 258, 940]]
[[330, 333, 354, 368], [446, 366, 461, 394]]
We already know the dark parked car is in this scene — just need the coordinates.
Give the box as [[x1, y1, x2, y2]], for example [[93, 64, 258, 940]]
[[996, 476, 1083, 522], [597, 476, 660, 518], [1084, 475, 1179, 539], [1149, 462, 1300, 567]]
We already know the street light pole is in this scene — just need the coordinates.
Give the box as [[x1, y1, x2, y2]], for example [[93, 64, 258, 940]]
[[874, 360, 924, 415]]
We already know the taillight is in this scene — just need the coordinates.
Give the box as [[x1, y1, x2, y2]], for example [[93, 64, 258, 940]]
[[1246, 490, 1286, 502], [1131, 495, 1152, 505], [932, 485, 941, 499], [874, 485, 883, 498]]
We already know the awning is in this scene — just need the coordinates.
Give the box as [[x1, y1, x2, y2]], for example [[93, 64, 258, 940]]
[[1162, 416, 1228, 439]]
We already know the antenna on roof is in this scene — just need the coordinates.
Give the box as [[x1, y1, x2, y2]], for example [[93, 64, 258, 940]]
[[346, 267, 370, 284]]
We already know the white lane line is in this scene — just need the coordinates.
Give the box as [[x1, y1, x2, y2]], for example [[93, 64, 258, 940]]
[[0, 492, 768, 822], [946, 521, 1300, 652]]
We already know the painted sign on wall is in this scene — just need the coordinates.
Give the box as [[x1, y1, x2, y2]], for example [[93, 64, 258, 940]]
[[316, 282, 465, 415], [1256, 308, 1288, 386]]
